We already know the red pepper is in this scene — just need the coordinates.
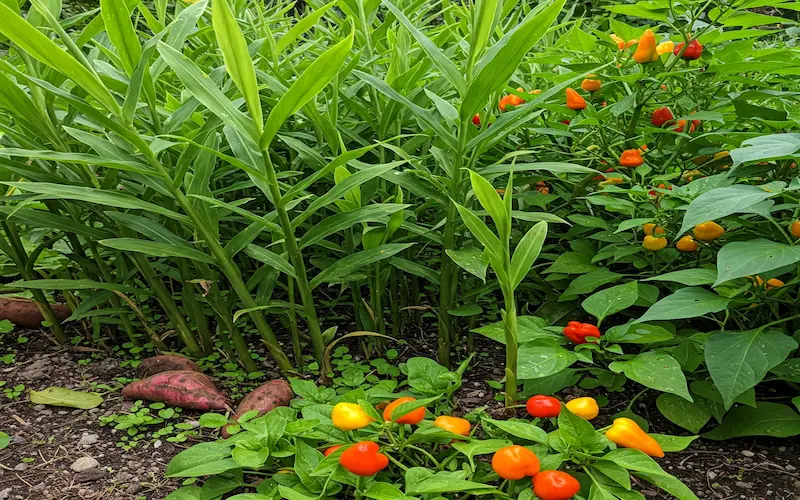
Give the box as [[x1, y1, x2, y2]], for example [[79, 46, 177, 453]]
[[651, 107, 674, 127], [526, 395, 561, 418], [674, 39, 703, 60], [532, 470, 581, 500], [620, 149, 644, 168], [323, 445, 342, 457], [339, 441, 389, 476], [472, 114, 481, 126], [563, 321, 601, 344]]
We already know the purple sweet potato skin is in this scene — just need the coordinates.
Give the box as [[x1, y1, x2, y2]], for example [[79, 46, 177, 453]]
[[222, 379, 293, 437], [0, 298, 70, 328], [122, 370, 228, 410], [137, 355, 200, 378]]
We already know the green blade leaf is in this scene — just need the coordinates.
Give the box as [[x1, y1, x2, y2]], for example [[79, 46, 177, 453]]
[[100, 0, 142, 75], [243, 245, 296, 278], [299, 204, 409, 249], [461, 0, 566, 120], [510, 222, 547, 290], [310, 243, 414, 289], [276, 0, 337, 55], [212, 0, 263, 126], [260, 29, 354, 149], [0, 3, 120, 115], [99, 238, 216, 264]]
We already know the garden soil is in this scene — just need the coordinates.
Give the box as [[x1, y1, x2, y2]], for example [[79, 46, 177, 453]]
[[1, 329, 798, 499]]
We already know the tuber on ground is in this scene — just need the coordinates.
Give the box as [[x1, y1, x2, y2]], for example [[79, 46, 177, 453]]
[[0, 297, 70, 328], [137, 355, 201, 378], [122, 370, 228, 410], [222, 379, 294, 437]]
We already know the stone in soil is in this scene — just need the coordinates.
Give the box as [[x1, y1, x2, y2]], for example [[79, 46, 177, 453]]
[[77, 432, 99, 447], [70, 456, 100, 472], [74, 468, 106, 483]]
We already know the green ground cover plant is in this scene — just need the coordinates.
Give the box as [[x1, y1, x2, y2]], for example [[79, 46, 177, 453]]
[[1, 0, 800, 497]]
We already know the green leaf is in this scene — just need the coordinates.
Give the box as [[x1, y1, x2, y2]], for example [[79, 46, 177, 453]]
[[390, 257, 439, 285], [544, 252, 597, 274], [454, 202, 504, 274], [6, 279, 143, 294], [558, 405, 599, 450], [469, 170, 509, 241], [510, 222, 547, 289], [609, 352, 692, 401], [730, 133, 800, 167], [481, 417, 548, 444], [310, 243, 414, 289], [704, 402, 800, 440], [705, 329, 797, 409], [714, 239, 800, 287], [99, 238, 215, 264], [300, 205, 409, 250], [244, 246, 296, 278], [29, 387, 103, 409], [260, 30, 354, 149], [582, 281, 638, 324], [157, 41, 256, 140], [677, 185, 777, 237], [275, 0, 336, 54], [656, 394, 711, 433], [649, 434, 699, 452], [643, 268, 717, 286], [0, 4, 120, 115], [452, 439, 512, 459], [461, 0, 567, 120], [165, 443, 237, 477], [446, 247, 489, 283], [770, 359, 800, 383], [213, 0, 262, 126], [468, 0, 501, 66], [636, 287, 729, 323], [406, 471, 496, 495], [471, 316, 554, 345], [381, 0, 464, 95], [517, 345, 578, 380], [560, 269, 623, 300], [604, 323, 674, 344], [364, 483, 415, 500], [100, 0, 141, 76]]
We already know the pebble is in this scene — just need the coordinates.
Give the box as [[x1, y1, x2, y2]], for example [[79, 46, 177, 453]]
[[153, 440, 162, 449], [31, 484, 44, 493], [74, 468, 106, 483], [641, 490, 657, 497], [127, 483, 141, 494], [186, 420, 200, 428], [77, 433, 99, 447], [786, 464, 797, 472], [13, 464, 28, 472], [10, 436, 26, 446], [0, 488, 10, 500], [70, 456, 100, 472], [708, 471, 717, 480], [32, 405, 45, 411], [778, 446, 786, 452], [741, 450, 755, 457], [734, 481, 753, 490]]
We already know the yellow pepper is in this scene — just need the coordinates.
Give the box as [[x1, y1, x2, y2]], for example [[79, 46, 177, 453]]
[[642, 235, 668, 251], [656, 41, 675, 55], [693, 221, 724, 241], [633, 29, 659, 63], [610, 34, 626, 50], [565, 397, 599, 420], [606, 418, 664, 457], [331, 402, 373, 431]]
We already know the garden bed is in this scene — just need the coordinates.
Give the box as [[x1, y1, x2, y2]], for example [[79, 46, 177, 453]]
[[1, 331, 798, 500]]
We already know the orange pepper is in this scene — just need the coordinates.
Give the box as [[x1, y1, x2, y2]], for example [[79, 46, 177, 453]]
[[433, 416, 471, 436], [643, 235, 668, 251], [606, 418, 664, 458], [693, 221, 724, 241], [791, 220, 800, 239], [565, 88, 586, 110], [633, 29, 659, 63], [676, 235, 698, 252], [619, 149, 644, 167], [491, 445, 540, 480], [643, 223, 665, 236], [581, 77, 601, 92], [383, 397, 425, 425]]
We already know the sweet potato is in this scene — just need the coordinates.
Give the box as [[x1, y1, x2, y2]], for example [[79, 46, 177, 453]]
[[222, 379, 293, 437], [0, 297, 70, 328], [122, 370, 228, 410], [137, 355, 200, 378]]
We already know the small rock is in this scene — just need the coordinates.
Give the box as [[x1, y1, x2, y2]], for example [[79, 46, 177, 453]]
[[10, 436, 26, 446], [127, 483, 141, 494], [71, 457, 100, 472], [77, 433, 99, 447], [74, 469, 106, 483], [153, 440, 162, 449], [31, 484, 45, 493], [13, 464, 28, 472], [57, 411, 68, 415], [32, 405, 45, 411], [20, 359, 51, 380], [0, 488, 11, 500], [778, 446, 786, 452], [186, 420, 200, 428], [785, 464, 797, 472], [734, 481, 753, 490], [708, 471, 717, 480], [741, 450, 755, 458], [641, 490, 657, 497]]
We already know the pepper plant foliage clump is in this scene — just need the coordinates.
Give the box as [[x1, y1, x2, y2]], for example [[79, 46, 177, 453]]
[[1, 0, 800, 494]]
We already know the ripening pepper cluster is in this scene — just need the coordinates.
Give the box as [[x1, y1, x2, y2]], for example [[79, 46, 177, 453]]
[[329, 398, 472, 476], [491, 445, 581, 500]]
